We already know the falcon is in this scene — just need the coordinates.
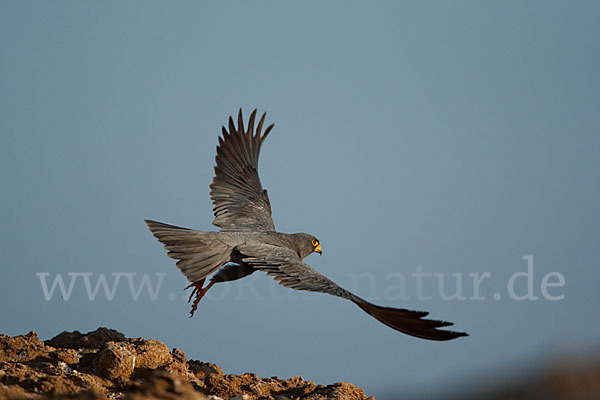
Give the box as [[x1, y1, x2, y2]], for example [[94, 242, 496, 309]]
[[146, 109, 468, 341]]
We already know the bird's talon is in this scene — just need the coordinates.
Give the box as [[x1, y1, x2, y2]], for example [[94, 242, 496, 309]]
[[184, 279, 213, 317]]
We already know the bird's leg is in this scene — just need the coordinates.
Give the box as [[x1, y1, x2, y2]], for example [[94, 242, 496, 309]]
[[185, 278, 205, 303], [184, 279, 215, 317]]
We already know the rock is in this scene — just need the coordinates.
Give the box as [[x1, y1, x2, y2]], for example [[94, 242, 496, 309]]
[[46, 328, 126, 350], [130, 338, 171, 369], [172, 348, 187, 364], [96, 342, 136, 380], [165, 348, 189, 377], [230, 395, 251, 400], [0, 384, 37, 400], [49, 348, 80, 364], [125, 371, 206, 400], [188, 360, 224, 380], [0, 328, 371, 399], [0, 331, 46, 362]]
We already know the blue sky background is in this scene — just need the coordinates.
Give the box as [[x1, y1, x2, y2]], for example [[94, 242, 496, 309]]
[[1, 1, 599, 398]]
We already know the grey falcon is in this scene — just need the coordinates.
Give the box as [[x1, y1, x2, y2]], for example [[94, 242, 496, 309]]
[[145, 109, 468, 341]]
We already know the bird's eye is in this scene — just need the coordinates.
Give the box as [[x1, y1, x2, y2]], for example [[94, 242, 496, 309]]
[[312, 239, 318, 247]]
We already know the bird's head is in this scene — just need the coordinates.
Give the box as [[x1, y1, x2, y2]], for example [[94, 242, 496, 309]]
[[291, 233, 322, 259]]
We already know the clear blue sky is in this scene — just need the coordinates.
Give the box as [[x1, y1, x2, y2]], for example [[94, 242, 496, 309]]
[[1, 1, 599, 398]]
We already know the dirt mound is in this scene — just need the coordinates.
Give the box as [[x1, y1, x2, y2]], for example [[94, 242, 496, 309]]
[[0, 329, 371, 400]]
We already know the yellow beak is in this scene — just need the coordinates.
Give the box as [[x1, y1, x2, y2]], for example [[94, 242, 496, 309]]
[[315, 244, 322, 255]]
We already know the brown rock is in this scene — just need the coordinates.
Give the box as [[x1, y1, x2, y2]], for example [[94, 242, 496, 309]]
[[163, 349, 192, 381], [125, 370, 206, 400], [0, 384, 40, 399], [0, 331, 47, 362], [0, 328, 372, 400], [45, 328, 126, 350], [172, 348, 186, 364], [49, 348, 80, 364], [95, 342, 135, 380], [130, 338, 171, 369], [188, 360, 224, 380]]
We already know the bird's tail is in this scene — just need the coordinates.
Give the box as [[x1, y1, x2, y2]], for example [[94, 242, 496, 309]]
[[352, 298, 468, 341], [145, 219, 230, 283]]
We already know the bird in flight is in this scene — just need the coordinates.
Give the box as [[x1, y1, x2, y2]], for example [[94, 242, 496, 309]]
[[146, 109, 467, 341]]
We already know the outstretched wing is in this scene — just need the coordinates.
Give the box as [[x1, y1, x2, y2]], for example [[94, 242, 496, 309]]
[[210, 109, 275, 232], [237, 243, 468, 341]]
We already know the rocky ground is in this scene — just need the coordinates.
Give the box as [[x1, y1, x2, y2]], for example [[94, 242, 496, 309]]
[[0, 328, 370, 400]]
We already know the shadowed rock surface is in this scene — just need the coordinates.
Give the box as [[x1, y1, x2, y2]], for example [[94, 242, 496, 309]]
[[0, 328, 370, 400]]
